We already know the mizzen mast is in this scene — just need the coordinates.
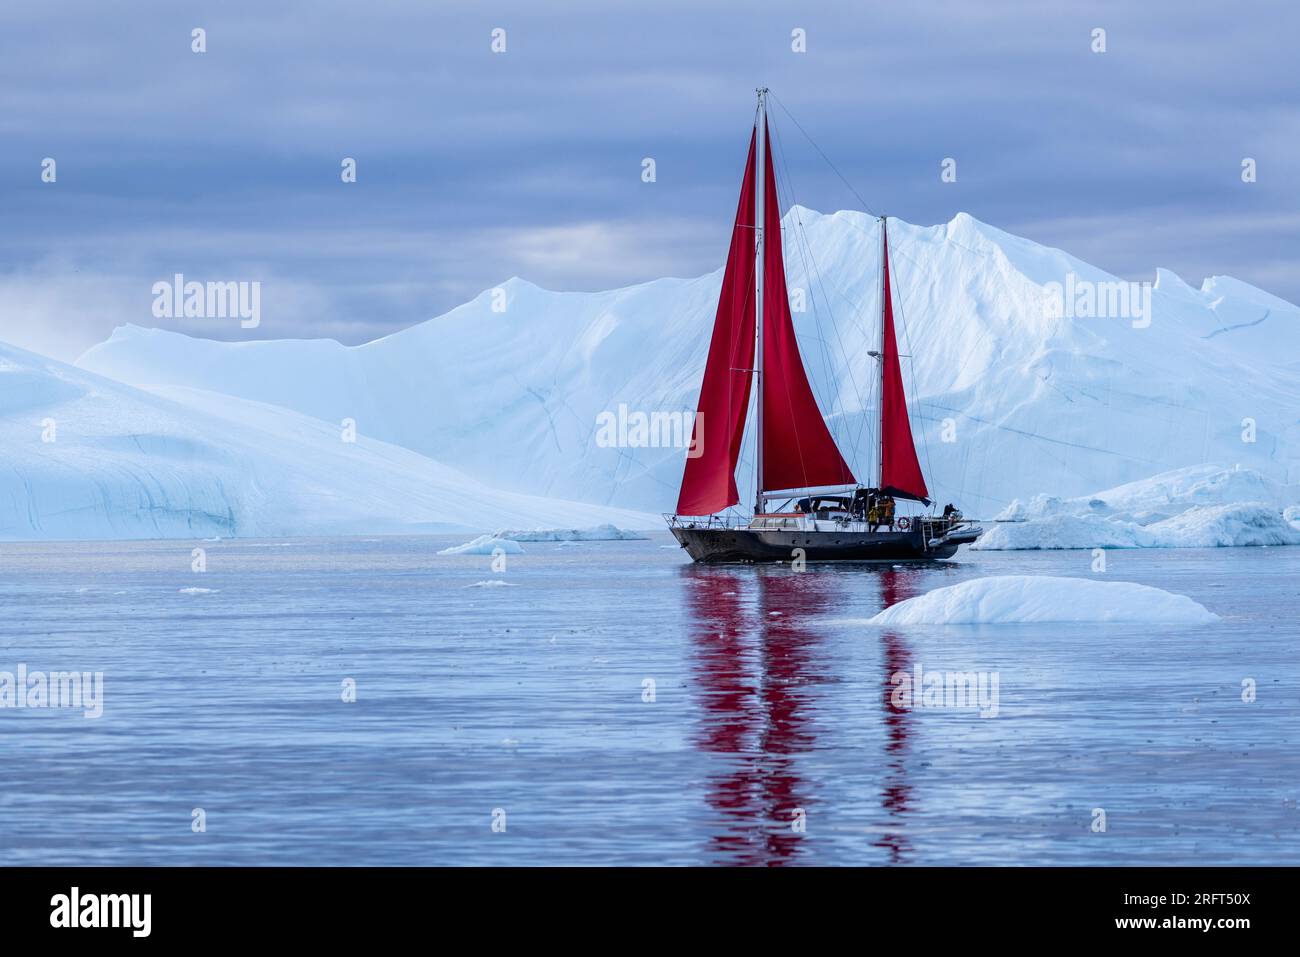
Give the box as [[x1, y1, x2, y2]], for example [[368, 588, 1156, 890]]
[[752, 87, 768, 517]]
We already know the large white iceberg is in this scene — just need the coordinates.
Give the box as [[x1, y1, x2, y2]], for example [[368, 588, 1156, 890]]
[[974, 465, 1300, 550], [868, 575, 1220, 626], [76, 210, 1300, 518], [0, 341, 659, 541]]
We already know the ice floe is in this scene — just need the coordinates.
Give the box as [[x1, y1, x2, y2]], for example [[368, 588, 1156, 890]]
[[868, 575, 1219, 625], [975, 465, 1300, 550], [437, 535, 525, 556]]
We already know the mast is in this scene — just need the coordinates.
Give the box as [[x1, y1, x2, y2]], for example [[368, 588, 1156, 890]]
[[877, 215, 886, 490], [875, 215, 931, 504], [753, 87, 768, 516]]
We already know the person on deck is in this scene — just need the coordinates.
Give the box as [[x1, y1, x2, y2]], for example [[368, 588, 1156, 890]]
[[881, 496, 896, 530], [867, 504, 880, 533]]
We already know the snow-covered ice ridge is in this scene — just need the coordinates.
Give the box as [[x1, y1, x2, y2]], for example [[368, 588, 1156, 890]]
[[974, 464, 1300, 550], [868, 575, 1220, 625], [77, 209, 1300, 518], [0, 342, 658, 541]]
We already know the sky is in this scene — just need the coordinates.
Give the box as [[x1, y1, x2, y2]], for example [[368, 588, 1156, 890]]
[[2, 0, 1297, 360]]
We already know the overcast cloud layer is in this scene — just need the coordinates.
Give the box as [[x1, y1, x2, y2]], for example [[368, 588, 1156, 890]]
[[2, 0, 1297, 359]]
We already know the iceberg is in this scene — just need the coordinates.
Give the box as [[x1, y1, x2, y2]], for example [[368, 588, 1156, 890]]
[[0, 341, 659, 541], [975, 465, 1300, 550], [75, 210, 1300, 518], [868, 575, 1219, 626], [437, 535, 525, 556]]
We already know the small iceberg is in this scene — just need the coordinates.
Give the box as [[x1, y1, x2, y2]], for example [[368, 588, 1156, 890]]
[[493, 524, 648, 542], [438, 535, 525, 556], [976, 503, 1300, 550], [975, 465, 1300, 551], [868, 575, 1219, 626], [463, 580, 515, 588], [178, 586, 220, 595]]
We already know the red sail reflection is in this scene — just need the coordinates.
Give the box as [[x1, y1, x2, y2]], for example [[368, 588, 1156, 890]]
[[682, 565, 837, 865], [682, 563, 923, 865]]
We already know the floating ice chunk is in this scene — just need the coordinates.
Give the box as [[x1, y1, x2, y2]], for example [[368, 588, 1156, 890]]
[[868, 575, 1218, 625], [464, 580, 516, 588], [974, 513, 1146, 550], [178, 587, 220, 595], [977, 465, 1300, 550], [995, 464, 1298, 524], [1145, 502, 1300, 547], [977, 503, 1300, 550], [494, 524, 648, 542], [438, 535, 525, 556]]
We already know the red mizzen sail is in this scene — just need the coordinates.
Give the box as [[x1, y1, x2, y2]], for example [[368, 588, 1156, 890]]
[[759, 120, 856, 494], [675, 132, 758, 516], [879, 226, 930, 504]]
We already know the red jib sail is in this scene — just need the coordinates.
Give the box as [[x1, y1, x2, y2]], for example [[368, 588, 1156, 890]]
[[879, 226, 930, 503], [759, 120, 856, 495], [675, 131, 758, 516]]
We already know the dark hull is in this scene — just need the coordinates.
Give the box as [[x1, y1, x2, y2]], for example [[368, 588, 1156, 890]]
[[670, 525, 963, 563]]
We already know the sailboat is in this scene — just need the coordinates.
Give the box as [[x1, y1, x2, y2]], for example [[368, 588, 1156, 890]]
[[667, 89, 982, 563]]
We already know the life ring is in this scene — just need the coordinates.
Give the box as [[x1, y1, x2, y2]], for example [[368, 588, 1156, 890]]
[[896, 517, 910, 530]]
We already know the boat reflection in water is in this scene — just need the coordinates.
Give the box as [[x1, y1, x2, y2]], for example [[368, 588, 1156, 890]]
[[875, 569, 918, 864], [681, 563, 921, 865]]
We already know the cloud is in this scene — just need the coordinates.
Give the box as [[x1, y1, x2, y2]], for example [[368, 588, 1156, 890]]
[[1, 0, 1296, 354]]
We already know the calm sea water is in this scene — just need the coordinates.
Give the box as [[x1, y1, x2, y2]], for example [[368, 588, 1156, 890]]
[[1, 534, 1298, 866]]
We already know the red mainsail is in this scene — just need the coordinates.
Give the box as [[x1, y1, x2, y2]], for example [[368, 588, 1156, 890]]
[[758, 120, 856, 495], [675, 132, 758, 516], [676, 117, 870, 515], [878, 227, 930, 503]]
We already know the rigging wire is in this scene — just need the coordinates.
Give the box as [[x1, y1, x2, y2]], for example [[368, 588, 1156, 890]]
[[767, 91, 1080, 511], [886, 235, 938, 507], [761, 91, 1135, 513], [769, 94, 921, 499], [771, 81, 1015, 498], [768, 91, 881, 220], [768, 122, 840, 432], [763, 113, 842, 497], [768, 115, 874, 478]]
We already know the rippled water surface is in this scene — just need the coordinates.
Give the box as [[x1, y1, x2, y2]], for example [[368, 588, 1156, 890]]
[[1, 534, 1298, 865]]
